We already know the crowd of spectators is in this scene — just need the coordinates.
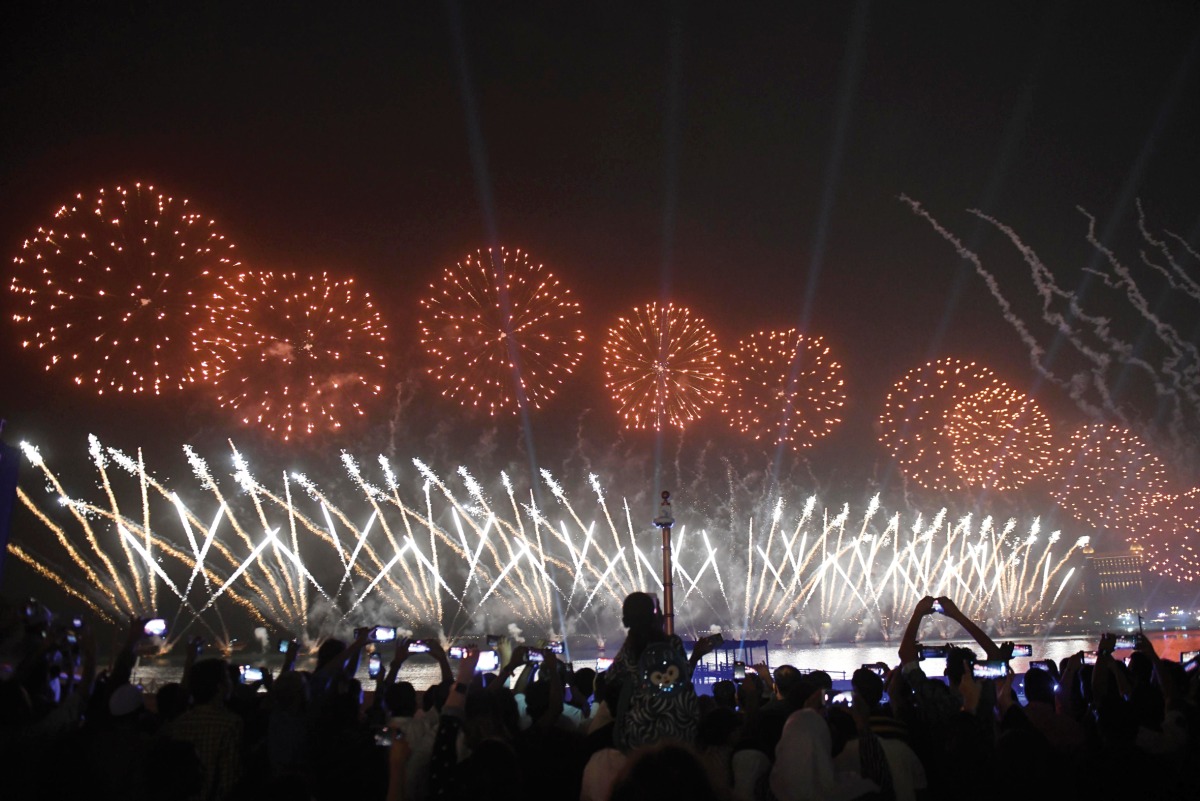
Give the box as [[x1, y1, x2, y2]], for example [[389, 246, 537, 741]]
[[2, 590, 1198, 800]]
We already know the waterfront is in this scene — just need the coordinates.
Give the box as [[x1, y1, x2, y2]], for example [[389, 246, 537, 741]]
[[128, 629, 1200, 695]]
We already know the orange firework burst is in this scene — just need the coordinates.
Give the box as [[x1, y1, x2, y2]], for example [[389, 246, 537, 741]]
[[603, 302, 723, 430], [418, 247, 584, 415], [1141, 488, 1200, 582], [943, 383, 1055, 491], [9, 183, 238, 394], [722, 329, 845, 448], [193, 271, 387, 440], [1049, 423, 1169, 531], [878, 358, 1000, 491]]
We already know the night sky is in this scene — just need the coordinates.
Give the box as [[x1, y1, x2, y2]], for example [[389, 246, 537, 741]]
[[3, 2, 1200, 610]]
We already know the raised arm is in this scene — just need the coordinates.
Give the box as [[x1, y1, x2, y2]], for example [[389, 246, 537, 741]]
[[688, 634, 718, 672], [280, 638, 299, 674], [427, 640, 454, 686], [313, 628, 370, 685], [492, 643, 528, 692], [531, 650, 565, 732], [181, 635, 202, 689], [937, 597, 1003, 660], [898, 596, 937, 666], [110, 616, 147, 688], [384, 638, 410, 686]]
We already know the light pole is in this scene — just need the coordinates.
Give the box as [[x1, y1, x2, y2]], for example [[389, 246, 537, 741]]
[[653, 490, 675, 636]]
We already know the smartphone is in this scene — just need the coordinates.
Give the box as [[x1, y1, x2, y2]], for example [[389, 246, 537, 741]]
[[544, 640, 565, 655], [65, 630, 78, 647], [733, 661, 746, 680], [239, 665, 264, 683], [931, 600, 944, 614], [448, 646, 474, 660], [830, 690, 854, 705], [407, 639, 430, 654], [595, 657, 613, 671], [1115, 635, 1138, 650], [862, 663, 887, 677], [369, 626, 396, 643], [1082, 651, 1098, 665], [1179, 650, 1199, 664], [368, 653, 383, 679], [1029, 659, 1056, 673], [918, 644, 948, 660], [526, 650, 545, 663], [1010, 644, 1033, 657], [143, 618, 168, 638], [1184, 653, 1200, 673], [70, 616, 84, 630], [476, 650, 500, 673], [276, 638, 291, 654], [972, 659, 1009, 679]]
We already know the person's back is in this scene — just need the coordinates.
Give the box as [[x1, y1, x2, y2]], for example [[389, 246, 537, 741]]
[[164, 658, 243, 801], [609, 593, 699, 750]]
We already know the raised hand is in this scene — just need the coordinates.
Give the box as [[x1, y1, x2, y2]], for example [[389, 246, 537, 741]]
[[454, 648, 480, 685]]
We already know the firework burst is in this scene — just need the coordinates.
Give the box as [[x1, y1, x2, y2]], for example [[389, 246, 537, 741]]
[[1141, 489, 1200, 583], [8, 182, 239, 394], [1050, 423, 1170, 532], [722, 329, 845, 448], [878, 358, 1000, 491], [603, 302, 723, 430], [418, 247, 584, 415], [193, 270, 388, 440], [944, 383, 1055, 491]]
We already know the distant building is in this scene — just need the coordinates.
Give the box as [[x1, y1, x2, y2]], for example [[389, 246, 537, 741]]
[[1084, 542, 1146, 615]]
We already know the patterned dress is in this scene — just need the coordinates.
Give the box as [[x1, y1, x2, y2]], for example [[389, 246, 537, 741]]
[[610, 634, 700, 750]]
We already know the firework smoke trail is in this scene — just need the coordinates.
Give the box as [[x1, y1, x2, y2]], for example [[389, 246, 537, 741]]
[[972, 208, 1124, 415], [1138, 201, 1200, 300], [900, 196, 1095, 413], [1080, 208, 1198, 436], [907, 195, 1200, 474]]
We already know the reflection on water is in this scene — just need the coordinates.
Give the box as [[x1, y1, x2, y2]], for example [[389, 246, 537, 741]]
[[129, 630, 1200, 694]]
